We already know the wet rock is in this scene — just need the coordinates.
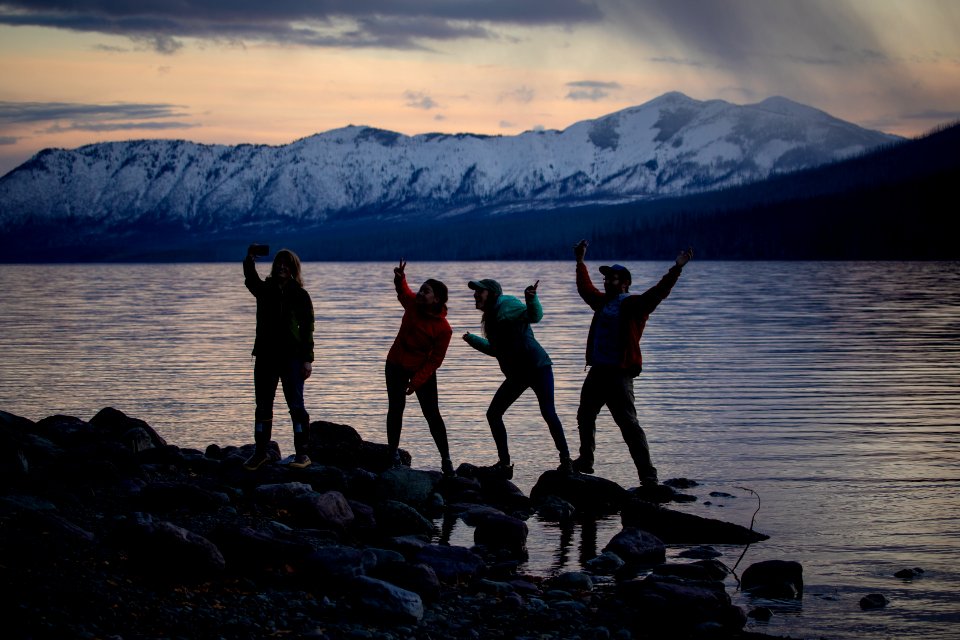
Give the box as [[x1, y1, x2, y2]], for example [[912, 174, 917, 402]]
[[474, 512, 529, 558], [536, 495, 576, 522], [585, 550, 625, 575], [860, 593, 889, 610], [289, 464, 349, 493], [549, 571, 593, 593], [617, 575, 746, 635], [748, 606, 773, 621], [621, 497, 768, 544], [530, 469, 628, 515], [451, 503, 506, 526], [253, 481, 315, 505], [90, 407, 167, 451], [663, 478, 699, 489], [603, 527, 666, 567], [678, 545, 722, 560], [894, 567, 924, 579], [742, 560, 804, 599], [651, 559, 728, 582]]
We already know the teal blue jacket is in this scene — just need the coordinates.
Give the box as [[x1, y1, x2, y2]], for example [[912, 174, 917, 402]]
[[464, 294, 552, 376]]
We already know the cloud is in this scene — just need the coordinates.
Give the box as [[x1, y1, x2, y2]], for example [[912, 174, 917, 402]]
[[498, 86, 535, 103], [0, 102, 198, 137], [0, 136, 17, 145], [0, 1, 604, 52], [565, 80, 622, 101], [649, 56, 706, 68], [403, 91, 439, 110]]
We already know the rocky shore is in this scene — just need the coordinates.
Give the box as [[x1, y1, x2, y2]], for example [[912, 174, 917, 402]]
[[1, 407, 798, 639]]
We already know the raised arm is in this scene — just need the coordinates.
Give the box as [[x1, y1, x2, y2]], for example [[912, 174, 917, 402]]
[[243, 246, 263, 296], [628, 247, 693, 317], [393, 259, 416, 308], [523, 280, 544, 324], [574, 239, 605, 310]]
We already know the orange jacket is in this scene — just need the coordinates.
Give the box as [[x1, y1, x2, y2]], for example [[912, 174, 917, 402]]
[[386, 275, 453, 392]]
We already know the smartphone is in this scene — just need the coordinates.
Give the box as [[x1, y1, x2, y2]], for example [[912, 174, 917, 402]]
[[250, 244, 270, 256]]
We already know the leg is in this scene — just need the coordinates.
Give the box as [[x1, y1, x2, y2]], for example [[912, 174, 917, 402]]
[[385, 361, 410, 454], [606, 373, 657, 482], [253, 356, 280, 452], [486, 376, 528, 465], [529, 366, 570, 460], [575, 367, 608, 467], [279, 357, 310, 455], [414, 372, 451, 462]]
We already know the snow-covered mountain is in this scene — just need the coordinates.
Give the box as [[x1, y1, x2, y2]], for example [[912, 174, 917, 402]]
[[0, 92, 900, 233]]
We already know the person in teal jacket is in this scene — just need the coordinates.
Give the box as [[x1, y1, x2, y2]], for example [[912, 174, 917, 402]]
[[463, 278, 572, 479]]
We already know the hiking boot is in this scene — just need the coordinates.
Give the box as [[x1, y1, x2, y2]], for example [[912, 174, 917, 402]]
[[572, 457, 594, 474], [289, 454, 312, 469], [640, 475, 659, 488], [557, 456, 574, 474], [441, 458, 456, 478], [243, 450, 270, 471], [490, 460, 514, 480]]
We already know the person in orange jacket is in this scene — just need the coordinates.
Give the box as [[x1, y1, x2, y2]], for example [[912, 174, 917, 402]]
[[386, 260, 455, 476]]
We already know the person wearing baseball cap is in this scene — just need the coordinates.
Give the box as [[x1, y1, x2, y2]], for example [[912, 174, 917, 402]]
[[463, 276, 572, 479], [572, 239, 693, 488]]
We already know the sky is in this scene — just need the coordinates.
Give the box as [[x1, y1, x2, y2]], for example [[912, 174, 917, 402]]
[[1, 0, 959, 176]]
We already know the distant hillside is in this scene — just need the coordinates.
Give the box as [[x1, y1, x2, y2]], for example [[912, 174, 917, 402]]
[[0, 92, 905, 262]]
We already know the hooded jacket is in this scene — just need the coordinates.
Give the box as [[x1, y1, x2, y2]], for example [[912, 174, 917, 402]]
[[464, 293, 552, 376], [244, 256, 315, 362], [387, 275, 453, 392], [576, 261, 682, 376]]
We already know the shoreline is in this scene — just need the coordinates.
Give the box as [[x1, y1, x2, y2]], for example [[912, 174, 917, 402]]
[[2, 406, 792, 639]]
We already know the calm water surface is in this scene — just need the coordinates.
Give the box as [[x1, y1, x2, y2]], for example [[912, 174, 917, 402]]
[[1, 260, 959, 639]]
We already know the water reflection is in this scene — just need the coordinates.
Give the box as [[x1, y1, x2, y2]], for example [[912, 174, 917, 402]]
[[1, 260, 959, 640]]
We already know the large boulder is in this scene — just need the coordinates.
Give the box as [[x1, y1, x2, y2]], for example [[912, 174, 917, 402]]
[[377, 466, 439, 506], [621, 497, 768, 544], [474, 513, 529, 558], [617, 575, 746, 635], [413, 544, 485, 584], [530, 469, 629, 515], [290, 490, 355, 532], [375, 499, 435, 538], [119, 513, 226, 578], [89, 407, 167, 451]]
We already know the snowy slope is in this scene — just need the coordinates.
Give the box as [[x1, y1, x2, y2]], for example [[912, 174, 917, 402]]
[[0, 92, 900, 232]]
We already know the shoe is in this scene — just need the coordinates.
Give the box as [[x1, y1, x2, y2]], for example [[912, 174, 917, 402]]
[[289, 454, 312, 469], [640, 475, 659, 488], [243, 450, 269, 471], [557, 457, 574, 474], [491, 460, 513, 480], [572, 457, 594, 474], [441, 458, 456, 478]]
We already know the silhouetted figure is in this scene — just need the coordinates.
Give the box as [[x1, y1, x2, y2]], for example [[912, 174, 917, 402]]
[[463, 278, 572, 479], [572, 240, 693, 486], [386, 260, 455, 476], [242, 246, 315, 470]]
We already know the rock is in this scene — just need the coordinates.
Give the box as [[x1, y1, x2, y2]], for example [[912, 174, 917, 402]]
[[894, 567, 924, 579], [860, 593, 889, 610], [211, 525, 313, 575], [621, 497, 768, 544], [369, 560, 441, 602], [413, 544, 485, 584], [138, 481, 231, 512], [530, 469, 628, 515], [651, 560, 728, 582], [89, 407, 167, 450], [617, 575, 746, 634], [550, 571, 593, 592], [33, 415, 97, 447], [291, 490, 355, 533], [748, 606, 773, 621], [290, 464, 350, 493], [474, 513, 529, 558], [585, 551, 625, 575], [377, 466, 439, 506], [350, 576, 424, 624], [678, 545, 722, 560], [302, 545, 378, 585], [603, 527, 666, 566], [120, 512, 226, 577], [536, 495, 576, 522], [253, 481, 316, 505], [375, 499, 435, 538], [451, 504, 506, 526], [663, 478, 699, 489], [741, 560, 804, 599]]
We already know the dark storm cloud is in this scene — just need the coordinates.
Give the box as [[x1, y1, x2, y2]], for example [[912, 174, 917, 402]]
[[0, 1, 604, 52], [0, 102, 198, 135], [0, 102, 191, 125], [565, 80, 621, 101]]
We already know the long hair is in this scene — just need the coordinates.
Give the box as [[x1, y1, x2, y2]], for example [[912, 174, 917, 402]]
[[480, 291, 500, 337], [270, 249, 304, 287]]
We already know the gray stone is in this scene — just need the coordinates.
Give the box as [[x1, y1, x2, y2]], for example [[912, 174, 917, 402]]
[[860, 593, 889, 610], [291, 490, 355, 532], [585, 551, 625, 574], [603, 527, 666, 566], [742, 560, 804, 599], [377, 467, 439, 506], [550, 571, 593, 592], [375, 499, 435, 537], [413, 544, 485, 583], [350, 576, 424, 624]]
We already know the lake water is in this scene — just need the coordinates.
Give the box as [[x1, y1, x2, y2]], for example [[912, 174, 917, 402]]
[[1, 260, 958, 639]]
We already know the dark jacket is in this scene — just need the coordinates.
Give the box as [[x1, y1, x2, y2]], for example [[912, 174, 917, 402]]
[[386, 275, 453, 392], [576, 261, 682, 376], [464, 293, 552, 377], [244, 256, 315, 362]]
